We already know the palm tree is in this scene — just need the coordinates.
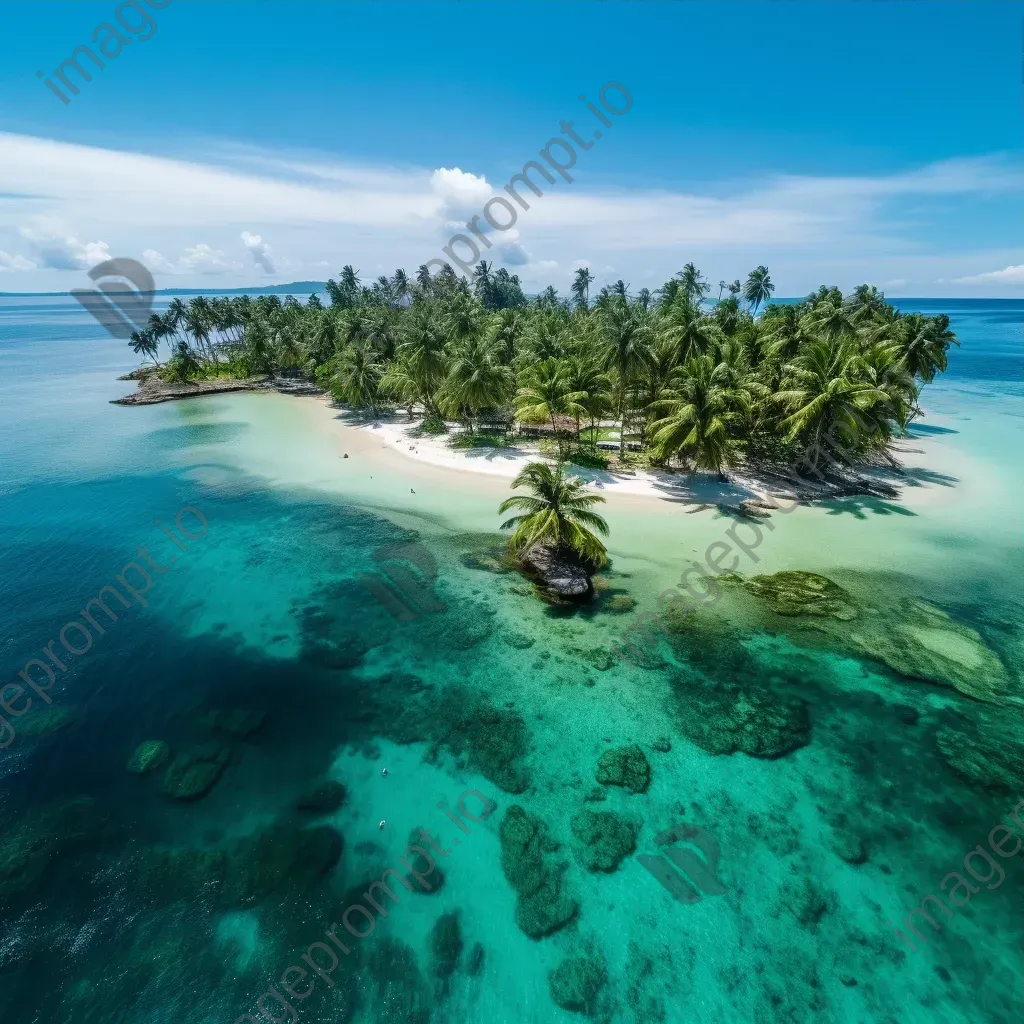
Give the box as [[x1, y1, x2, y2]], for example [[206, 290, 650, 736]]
[[437, 335, 514, 432], [394, 307, 447, 415], [743, 266, 774, 313], [650, 353, 750, 479], [802, 293, 854, 342], [599, 299, 653, 456], [490, 308, 525, 365], [166, 338, 201, 382], [658, 296, 721, 362], [440, 293, 484, 346], [775, 337, 889, 473], [515, 358, 587, 456], [890, 312, 958, 382], [717, 280, 728, 301], [528, 313, 567, 362], [566, 353, 612, 441], [129, 328, 158, 364], [498, 461, 609, 567], [392, 268, 411, 304], [333, 342, 383, 412], [675, 263, 709, 303], [571, 267, 595, 309], [473, 261, 494, 306]]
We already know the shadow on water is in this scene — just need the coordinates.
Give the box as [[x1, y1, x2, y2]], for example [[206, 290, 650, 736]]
[[144, 421, 250, 450], [821, 496, 918, 519]]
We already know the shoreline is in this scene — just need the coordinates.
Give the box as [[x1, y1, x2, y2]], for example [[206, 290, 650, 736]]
[[115, 367, 948, 516]]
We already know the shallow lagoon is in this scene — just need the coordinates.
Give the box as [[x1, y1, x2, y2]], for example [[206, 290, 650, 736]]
[[0, 297, 1022, 1023]]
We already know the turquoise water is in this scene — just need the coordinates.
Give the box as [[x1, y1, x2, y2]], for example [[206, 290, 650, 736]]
[[0, 296, 1022, 1023]]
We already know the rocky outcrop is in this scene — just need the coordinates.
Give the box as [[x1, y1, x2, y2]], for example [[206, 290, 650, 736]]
[[722, 570, 858, 620], [202, 708, 267, 738], [548, 953, 608, 1015], [163, 742, 231, 800], [595, 745, 651, 794], [430, 911, 463, 977], [125, 823, 342, 909], [296, 779, 346, 813], [127, 740, 170, 774], [0, 798, 101, 904], [936, 713, 1024, 792], [571, 809, 639, 872], [499, 805, 578, 939], [848, 599, 1015, 704], [674, 679, 811, 759], [523, 544, 592, 601]]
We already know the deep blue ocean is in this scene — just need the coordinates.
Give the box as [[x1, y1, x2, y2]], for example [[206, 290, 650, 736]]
[[0, 295, 1021, 1024]]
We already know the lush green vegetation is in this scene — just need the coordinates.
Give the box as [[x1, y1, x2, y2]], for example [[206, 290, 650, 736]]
[[498, 462, 610, 567], [129, 261, 957, 478]]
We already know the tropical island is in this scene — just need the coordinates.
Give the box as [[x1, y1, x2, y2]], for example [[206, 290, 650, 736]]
[[121, 261, 958, 596]]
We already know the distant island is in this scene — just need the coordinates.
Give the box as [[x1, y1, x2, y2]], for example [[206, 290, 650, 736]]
[[116, 261, 958, 484]]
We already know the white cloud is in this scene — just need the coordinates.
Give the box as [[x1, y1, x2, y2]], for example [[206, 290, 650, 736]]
[[142, 244, 240, 276], [18, 219, 111, 269], [0, 250, 36, 271], [142, 249, 176, 274], [240, 230, 276, 274], [953, 264, 1024, 286], [429, 167, 493, 231]]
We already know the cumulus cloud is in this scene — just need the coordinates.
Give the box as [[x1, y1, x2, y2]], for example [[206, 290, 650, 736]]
[[240, 230, 276, 274], [18, 221, 110, 269], [142, 244, 240, 276], [953, 264, 1024, 286], [0, 250, 37, 271], [429, 167, 494, 231]]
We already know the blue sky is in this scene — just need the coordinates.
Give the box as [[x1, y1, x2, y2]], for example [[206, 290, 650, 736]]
[[0, 0, 1021, 295]]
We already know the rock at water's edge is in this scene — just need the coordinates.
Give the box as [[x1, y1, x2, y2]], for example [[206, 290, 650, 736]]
[[523, 545, 592, 600]]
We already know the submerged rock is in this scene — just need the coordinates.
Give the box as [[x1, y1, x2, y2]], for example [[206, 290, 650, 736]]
[[404, 828, 445, 892], [127, 739, 170, 774], [674, 679, 811, 759], [202, 708, 267, 738], [466, 942, 485, 976], [163, 742, 231, 800], [296, 779, 347, 812], [548, 954, 608, 1015], [523, 544, 593, 602], [936, 713, 1024, 791], [0, 797, 101, 903], [829, 825, 868, 865], [848, 599, 1014, 704], [499, 805, 578, 939], [223, 824, 342, 906], [595, 745, 651, 794], [722, 570, 858, 620], [571, 809, 639, 872], [429, 911, 463, 977], [365, 938, 431, 1024], [16, 706, 77, 739]]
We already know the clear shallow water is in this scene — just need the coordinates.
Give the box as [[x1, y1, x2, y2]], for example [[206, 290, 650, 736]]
[[0, 296, 1021, 1024]]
